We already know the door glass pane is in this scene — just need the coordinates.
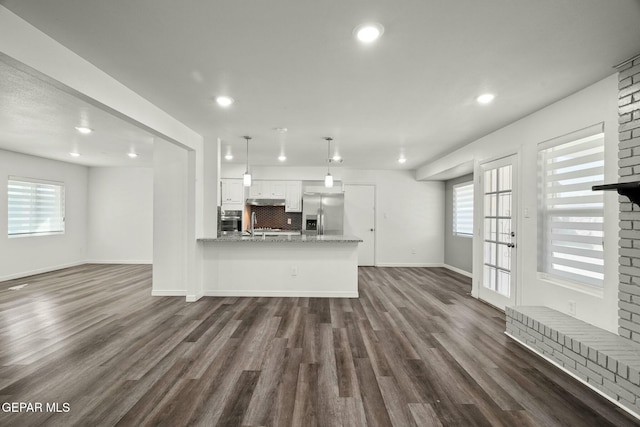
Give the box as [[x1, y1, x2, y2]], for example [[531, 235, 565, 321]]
[[499, 165, 512, 191], [483, 161, 514, 298], [484, 218, 497, 241], [497, 244, 511, 270], [498, 219, 511, 243], [498, 193, 511, 217]]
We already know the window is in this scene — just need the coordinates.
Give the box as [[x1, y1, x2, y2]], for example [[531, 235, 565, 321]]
[[538, 126, 604, 287], [453, 181, 474, 237], [8, 177, 65, 236]]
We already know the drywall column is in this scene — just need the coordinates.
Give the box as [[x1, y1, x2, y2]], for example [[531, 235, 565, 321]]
[[152, 138, 189, 296], [617, 54, 640, 344]]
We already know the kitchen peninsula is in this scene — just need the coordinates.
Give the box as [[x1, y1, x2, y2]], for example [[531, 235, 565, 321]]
[[198, 234, 362, 298]]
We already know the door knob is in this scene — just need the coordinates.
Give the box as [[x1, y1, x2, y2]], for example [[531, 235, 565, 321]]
[[370, 228, 374, 232]]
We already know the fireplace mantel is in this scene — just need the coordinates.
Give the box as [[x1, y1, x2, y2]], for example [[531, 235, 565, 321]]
[[593, 182, 640, 207]]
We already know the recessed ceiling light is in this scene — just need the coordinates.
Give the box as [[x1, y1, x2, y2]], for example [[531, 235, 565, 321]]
[[75, 126, 92, 134], [398, 157, 407, 164], [354, 23, 384, 43], [70, 152, 80, 157], [215, 96, 234, 107], [225, 154, 234, 160], [476, 93, 495, 104], [128, 152, 138, 158], [278, 155, 287, 162]]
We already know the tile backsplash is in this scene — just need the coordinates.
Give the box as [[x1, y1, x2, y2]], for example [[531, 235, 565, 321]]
[[250, 206, 302, 230]]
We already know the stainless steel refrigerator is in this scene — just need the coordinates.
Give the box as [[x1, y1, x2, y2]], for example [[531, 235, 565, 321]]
[[302, 192, 344, 235]]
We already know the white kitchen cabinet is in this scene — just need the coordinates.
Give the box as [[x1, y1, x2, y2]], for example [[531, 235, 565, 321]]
[[221, 179, 244, 204], [249, 180, 265, 198], [269, 181, 286, 198], [285, 181, 302, 212], [249, 180, 286, 199]]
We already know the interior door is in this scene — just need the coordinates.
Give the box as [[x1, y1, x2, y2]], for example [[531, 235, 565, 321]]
[[479, 155, 517, 310], [344, 184, 375, 266]]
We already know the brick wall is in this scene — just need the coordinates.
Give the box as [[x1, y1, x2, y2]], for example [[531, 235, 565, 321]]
[[507, 307, 640, 415], [617, 54, 640, 344], [250, 206, 302, 230]]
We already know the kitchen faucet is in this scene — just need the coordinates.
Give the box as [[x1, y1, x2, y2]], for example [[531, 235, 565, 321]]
[[250, 211, 257, 236]]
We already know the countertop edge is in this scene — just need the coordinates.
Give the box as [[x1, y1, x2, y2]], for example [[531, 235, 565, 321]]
[[197, 235, 363, 244]]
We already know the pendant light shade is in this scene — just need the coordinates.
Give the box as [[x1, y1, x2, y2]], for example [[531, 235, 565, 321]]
[[323, 137, 334, 188], [243, 136, 252, 187], [324, 173, 333, 188]]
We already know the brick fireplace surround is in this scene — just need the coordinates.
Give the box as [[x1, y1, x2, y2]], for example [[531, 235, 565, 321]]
[[506, 53, 640, 418]]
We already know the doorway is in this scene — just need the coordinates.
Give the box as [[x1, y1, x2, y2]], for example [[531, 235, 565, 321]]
[[344, 184, 375, 266], [478, 154, 518, 310]]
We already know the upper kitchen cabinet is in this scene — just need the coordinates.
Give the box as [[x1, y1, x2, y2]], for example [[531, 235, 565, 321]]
[[221, 178, 244, 209], [285, 181, 302, 212], [250, 180, 286, 199]]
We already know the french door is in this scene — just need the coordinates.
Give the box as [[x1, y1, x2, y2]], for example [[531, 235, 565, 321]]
[[479, 154, 518, 310]]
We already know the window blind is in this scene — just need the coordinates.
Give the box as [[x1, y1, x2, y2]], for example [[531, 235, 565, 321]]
[[453, 181, 474, 237], [538, 132, 604, 287], [8, 177, 65, 236]]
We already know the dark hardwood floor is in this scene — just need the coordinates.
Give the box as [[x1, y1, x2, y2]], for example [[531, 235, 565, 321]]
[[0, 264, 638, 426]]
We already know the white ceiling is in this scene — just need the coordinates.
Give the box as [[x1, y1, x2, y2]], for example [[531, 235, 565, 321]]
[[0, 59, 155, 167], [1, 1, 640, 171]]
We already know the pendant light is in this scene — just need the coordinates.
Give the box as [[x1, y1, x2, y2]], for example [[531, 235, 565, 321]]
[[243, 136, 252, 187], [323, 137, 334, 188]]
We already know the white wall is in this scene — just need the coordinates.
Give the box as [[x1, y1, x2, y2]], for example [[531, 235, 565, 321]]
[[1, 7, 208, 300], [87, 167, 153, 263], [417, 74, 620, 333], [444, 174, 474, 275], [222, 165, 445, 267], [152, 139, 189, 295], [0, 149, 88, 281]]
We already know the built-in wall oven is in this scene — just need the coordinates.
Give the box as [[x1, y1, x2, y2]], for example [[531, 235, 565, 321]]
[[220, 209, 242, 233]]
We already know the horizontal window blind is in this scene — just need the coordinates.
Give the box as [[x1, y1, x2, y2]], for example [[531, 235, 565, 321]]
[[8, 177, 65, 236], [538, 132, 604, 287], [453, 182, 474, 237]]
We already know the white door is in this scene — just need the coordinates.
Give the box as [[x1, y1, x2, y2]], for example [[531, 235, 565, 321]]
[[478, 155, 517, 310], [344, 184, 375, 266]]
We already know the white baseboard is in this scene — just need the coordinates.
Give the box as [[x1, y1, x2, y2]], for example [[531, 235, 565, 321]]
[[0, 261, 86, 282], [202, 290, 359, 298], [443, 264, 473, 278], [505, 331, 640, 421], [151, 290, 187, 297], [85, 259, 152, 264], [375, 263, 444, 268], [186, 294, 203, 302]]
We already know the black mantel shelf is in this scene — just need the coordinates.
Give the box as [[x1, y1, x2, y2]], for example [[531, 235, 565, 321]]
[[592, 182, 640, 206]]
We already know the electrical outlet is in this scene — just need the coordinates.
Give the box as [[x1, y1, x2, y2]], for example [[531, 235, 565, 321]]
[[411, 248, 416, 255], [291, 266, 298, 276], [287, 218, 291, 225], [568, 300, 576, 316]]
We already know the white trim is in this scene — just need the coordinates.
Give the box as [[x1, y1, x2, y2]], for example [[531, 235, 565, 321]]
[[443, 264, 473, 278], [85, 259, 153, 265], [505, 331, 640, 421], [375, 262, 444, 268], [186, 294, 203, 302], [151, 290, 187, 297], [202, 290, 359, 298], [0, 261, 85, 282]]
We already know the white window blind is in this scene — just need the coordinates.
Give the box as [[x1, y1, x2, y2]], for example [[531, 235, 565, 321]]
[[538, 129, 604, 287], [8, 177, 65, 236], [453, 181, 474, 237]]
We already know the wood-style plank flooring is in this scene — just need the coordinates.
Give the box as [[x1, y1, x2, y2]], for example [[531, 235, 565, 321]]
[[0, 264, 638, 426]]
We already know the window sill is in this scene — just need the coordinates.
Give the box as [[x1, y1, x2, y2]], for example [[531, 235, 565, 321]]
[[537, 273, 604, 298], [9, 231, 65, 239]]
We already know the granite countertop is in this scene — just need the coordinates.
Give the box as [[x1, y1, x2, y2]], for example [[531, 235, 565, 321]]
[[198, 234, 363, 243]]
